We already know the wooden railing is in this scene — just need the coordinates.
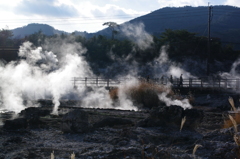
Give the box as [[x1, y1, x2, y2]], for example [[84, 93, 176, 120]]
[[72, 77, 240, 90]]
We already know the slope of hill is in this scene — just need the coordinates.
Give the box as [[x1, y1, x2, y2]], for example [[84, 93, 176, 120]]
[[97, 5, 240, 45], [11, 5, 240, 46], [12, 23, 68, 38]]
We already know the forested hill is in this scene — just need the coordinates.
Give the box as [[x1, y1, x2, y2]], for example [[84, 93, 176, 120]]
[[11, 5, 240, 46], [12, 23, 67, 38], [129, 5, 240, 35], [97, 5, 240, 45]]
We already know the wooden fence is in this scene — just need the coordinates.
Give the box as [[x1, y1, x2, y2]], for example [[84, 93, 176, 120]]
[[72, 77, 240, 90]]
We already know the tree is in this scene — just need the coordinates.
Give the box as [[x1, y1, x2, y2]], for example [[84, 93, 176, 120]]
[[103, 22, 119, 40], [24, 30, 46, 46], [159, 29, 203, 58], [0, 29, 13, 46]]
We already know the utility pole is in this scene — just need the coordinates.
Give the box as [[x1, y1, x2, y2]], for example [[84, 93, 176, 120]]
[[207, 3, 213, 76]]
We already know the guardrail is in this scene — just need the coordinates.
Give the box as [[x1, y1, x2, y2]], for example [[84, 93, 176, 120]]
[[72, 77, 240, 90]]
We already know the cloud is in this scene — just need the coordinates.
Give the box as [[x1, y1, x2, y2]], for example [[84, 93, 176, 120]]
[[91, 4, 130, 19], [86, 3, 147, 21], [14, 0, 79, 17], [0, 0, 149, 32], [224, 0, 240, 7], [157, 0, 206, 8]]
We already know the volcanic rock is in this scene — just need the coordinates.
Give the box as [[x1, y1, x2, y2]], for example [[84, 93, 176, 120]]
[[61, 109, 89, 133], [93, 117, 133, 128], [137, 105, 203, 130], [183, 108, 204, 129], [3, 118, 27, 130], [19, 107, 50, 128]]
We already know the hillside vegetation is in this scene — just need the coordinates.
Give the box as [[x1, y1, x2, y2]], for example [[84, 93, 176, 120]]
[[0, 27, 239, 77]]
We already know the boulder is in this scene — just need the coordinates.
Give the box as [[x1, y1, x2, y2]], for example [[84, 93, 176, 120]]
[[61, 109, 89, 133], [19, 107, 50, 128], [183, 108, 204, 129], [19, 107, 51, 119], [137, 105, 203, 130], [137, 105, 184, 128], [152, 105, 184, 125]]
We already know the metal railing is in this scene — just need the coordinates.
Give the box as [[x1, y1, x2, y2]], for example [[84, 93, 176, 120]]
[[72, 77, 240, 90], [0, 47, 19, 51]]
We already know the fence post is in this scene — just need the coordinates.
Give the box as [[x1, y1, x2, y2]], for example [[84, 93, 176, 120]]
[[225, 79, 227, 88], [201, 79, 203, 88], [73, 77, 75, 88], [189, 78, 192, 87], [73, 77, 77, 89], [236, 79, 239, 90], [85, 77, 87, 86], [107, 79, 109, 87], [96, 77, 98, 86], [219, 79, 221, 88]]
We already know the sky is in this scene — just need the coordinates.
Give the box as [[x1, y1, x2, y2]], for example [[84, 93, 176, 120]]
[[0, 0, 239, 33]]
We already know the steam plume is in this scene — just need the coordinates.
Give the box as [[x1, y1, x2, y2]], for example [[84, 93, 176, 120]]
[[120, 22, 153, 50]]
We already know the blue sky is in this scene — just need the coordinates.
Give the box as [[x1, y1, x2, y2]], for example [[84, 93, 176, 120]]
[[0, 0, 239, 33]]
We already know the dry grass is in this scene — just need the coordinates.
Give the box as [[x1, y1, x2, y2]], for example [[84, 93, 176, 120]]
[[229, 97, 237, 112], [70, 152, 75, 159], [49, 152, 75, 159], [109, 81, 197, 109], [109, 81, 176, 108], [223, 113, 240, 129], [109, 87, 119, 100], [192, 144, 202, 159], [229, 114, 238, 133], [180, 116, 186, 132], [109, 81, 174, 101], [223, 97, 240, 129], [50, 151, 54, 159], [234, 133, 240, 146]]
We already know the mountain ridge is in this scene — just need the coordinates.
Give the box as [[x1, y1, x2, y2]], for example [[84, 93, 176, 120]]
[[11, 5, 240, 45]]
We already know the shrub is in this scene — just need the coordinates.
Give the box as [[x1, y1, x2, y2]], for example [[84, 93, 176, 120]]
[[109, 81, 174, 109]]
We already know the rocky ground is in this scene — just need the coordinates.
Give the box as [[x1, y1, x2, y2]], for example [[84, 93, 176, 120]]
[[1, 89, 240, 159]]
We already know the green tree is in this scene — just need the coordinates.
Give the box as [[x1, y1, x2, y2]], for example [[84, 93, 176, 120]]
[[160, 29, 199, 57], [0, 29, 13, 46], [24, 30, 46, 46], [103, 22, 119, 40]]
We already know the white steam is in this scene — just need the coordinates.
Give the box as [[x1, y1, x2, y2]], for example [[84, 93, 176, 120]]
[[0, 41, 92, 114], [158, 93, 192, 110], [115, 77, 139, 111], [153, 46, 196, 79], [81, 77, 139, 111], [19, 42, 58, 71], [81, 87, 113, 109], [120, 22, 153, 50], [0, 35, 196, 115], [219, 57, 240, 79]]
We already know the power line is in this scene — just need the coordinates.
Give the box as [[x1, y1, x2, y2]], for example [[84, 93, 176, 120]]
[[0, 9, 207, 22], [0, 13, 209, 27], [0, 6, 238, 24], [0, 9, 210, 24]]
